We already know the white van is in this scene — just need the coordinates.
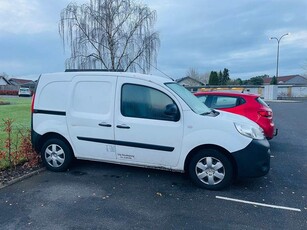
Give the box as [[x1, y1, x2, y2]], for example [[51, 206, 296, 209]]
[[31, 71, 270, 190]]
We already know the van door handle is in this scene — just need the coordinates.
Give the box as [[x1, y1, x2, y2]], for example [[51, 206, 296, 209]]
[[99, 122, 112, 127], [116, 124, 130, 129]]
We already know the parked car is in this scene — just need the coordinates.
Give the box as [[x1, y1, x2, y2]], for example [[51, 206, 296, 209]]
[[18, 87, 32, 97], [194, 91, 276, 139], [31, 71, 270, 190]]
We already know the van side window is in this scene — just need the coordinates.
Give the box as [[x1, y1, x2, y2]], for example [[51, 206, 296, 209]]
[[72, 81, 112, 115], [121, 84, 180, 121]]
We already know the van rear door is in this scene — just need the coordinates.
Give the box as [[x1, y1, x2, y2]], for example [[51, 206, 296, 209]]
[[67, 75, 117, 160]]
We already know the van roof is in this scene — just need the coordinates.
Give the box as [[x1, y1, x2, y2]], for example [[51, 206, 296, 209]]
[[40, 71, 174, 84]]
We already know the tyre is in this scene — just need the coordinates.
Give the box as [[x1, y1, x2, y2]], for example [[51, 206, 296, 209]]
[[188, 149, 233, 190], [41, 138, 73, 172]]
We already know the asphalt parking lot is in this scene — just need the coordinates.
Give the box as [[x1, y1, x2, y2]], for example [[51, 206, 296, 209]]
[[0, 101, 306, 229]]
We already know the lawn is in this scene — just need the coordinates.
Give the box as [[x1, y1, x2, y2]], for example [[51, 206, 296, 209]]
[[0, 97, 32, 168]]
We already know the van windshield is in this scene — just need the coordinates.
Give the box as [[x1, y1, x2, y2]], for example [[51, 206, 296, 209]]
[[166, 83, 211, 115]]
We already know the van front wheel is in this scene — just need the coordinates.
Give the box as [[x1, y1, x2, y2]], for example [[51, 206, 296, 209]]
[[188, 149, 233, 190], [41, 138, 73, 172]]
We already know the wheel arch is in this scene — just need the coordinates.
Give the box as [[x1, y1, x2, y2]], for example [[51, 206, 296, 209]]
[[36, 132, 74, 157], [184, 144, 238, 179]]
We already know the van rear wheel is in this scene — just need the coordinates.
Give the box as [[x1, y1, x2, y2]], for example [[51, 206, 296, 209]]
[[188, 149, 233, 190], [41, 138, 73, 172]]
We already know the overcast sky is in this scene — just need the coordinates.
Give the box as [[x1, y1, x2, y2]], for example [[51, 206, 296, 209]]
[[0, 0, 307, 80]]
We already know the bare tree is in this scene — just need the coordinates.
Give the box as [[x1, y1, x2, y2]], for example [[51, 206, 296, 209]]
[[200, 72, 210, 85], [59, 0, 160, 73], [186, 68, 199, 80], [186, 68, 209, 85]]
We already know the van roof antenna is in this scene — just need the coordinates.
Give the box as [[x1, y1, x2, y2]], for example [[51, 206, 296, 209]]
[[148, 63, 174, 81]]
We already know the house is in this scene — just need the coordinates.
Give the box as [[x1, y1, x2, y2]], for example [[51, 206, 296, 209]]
[[0, 76, 11, 86], [9, 78, 35, 87], [9, 78, 36, 91], [0, 76, 18, 94], [176, 76, 205, 87], [263, 75, 307, 85]]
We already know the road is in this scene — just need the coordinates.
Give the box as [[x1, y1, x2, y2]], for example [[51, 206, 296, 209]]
[[0, 101, 306, 229]]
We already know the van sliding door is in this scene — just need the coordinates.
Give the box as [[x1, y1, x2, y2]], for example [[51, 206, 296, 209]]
[[67, 75, 117, 160]]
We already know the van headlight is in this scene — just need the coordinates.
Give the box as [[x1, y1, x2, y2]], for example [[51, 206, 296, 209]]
[[234, 123, 265, 140]]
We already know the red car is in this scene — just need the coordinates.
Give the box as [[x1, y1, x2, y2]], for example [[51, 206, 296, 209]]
[[194, 91, 277, 139]]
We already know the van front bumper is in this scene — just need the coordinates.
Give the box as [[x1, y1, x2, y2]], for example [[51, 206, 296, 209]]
[[232, 139, 270, 179]]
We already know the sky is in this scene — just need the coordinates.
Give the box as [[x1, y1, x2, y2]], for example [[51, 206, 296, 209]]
[[0, 0, 307, 80]]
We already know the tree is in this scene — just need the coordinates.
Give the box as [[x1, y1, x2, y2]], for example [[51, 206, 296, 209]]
[[59, 0, 160, 73], [222, 68, 230, 85], [186, 68, 200, 81], [270, 76, 277, 85], [236, 78, 243, 85], [185, 68, 210, 85], [218, 70, 223, 85], [228, 78, 242, 85], [249, 76, 264, 85], [208, 71, 219, 85], [209, 68, 230, 85], [200, 72, 210, 85]]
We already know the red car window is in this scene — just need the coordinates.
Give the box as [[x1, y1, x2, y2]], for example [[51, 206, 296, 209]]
[[197, 95, 208, 104], [256, 97, 270, 108], [211, 96, 238, 109]]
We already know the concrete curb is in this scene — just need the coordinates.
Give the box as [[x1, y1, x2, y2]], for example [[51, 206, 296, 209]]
[[0, 167, 45, 189]]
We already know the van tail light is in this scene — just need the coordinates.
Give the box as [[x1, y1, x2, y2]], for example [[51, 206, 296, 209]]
[[258, 110, 272, 118], [31, 93, 36, 113]]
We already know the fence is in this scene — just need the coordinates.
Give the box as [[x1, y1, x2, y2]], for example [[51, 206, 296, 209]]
[[0, 85, 19, 95], [0, 85, 19, 91]]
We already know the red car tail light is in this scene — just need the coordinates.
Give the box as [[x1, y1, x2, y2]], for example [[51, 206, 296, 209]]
[[258, 110, 272, 117]]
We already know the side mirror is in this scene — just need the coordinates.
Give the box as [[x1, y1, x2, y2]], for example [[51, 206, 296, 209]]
[[164, 104, 180, 121]]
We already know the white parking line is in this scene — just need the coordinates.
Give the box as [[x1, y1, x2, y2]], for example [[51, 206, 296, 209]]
[[216, 196, 301, 212]]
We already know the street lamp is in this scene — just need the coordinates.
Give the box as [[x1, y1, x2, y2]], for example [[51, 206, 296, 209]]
[[270, 33, 290, 79]]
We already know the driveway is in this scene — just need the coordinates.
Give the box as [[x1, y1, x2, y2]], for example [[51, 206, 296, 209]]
[[0, 101, 306, 229]]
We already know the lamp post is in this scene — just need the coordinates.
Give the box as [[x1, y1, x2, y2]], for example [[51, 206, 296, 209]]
[[270, 33, 290, 79]]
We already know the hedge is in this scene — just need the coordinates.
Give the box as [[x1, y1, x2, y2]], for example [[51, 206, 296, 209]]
[[0, 90, 18, 95]]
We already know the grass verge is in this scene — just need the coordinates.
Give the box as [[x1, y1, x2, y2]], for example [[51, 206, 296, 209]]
[[0, 97, 32, 169], [0, 97, 31, 140]]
